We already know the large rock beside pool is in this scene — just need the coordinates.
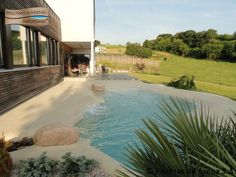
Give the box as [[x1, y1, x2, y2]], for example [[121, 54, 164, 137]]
[[91, 83, 105, 92], [33, 125, 79, 147]]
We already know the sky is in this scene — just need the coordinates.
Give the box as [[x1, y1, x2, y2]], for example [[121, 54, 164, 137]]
[[95, 0, 236, 45]]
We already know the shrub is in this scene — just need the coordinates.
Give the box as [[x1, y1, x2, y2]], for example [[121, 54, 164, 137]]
[[17, 152, 58, 177], [171, 39, 190, 56], [168, 74, 196, 90], [155, 37, 172, 52], [134, 63, 145, 72], [126, 43, 152, 58], [142, 48, 153, 58], [0, 135, 13, 177], [59, 153, 98, 177], [202, 42, 224, 60], [117, 98, 236, 177], [143, 39, 156, 50], [188, 47, 205, 59]]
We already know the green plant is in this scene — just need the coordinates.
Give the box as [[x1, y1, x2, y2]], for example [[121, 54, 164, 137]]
[[168, 74, 196, 90], [17, 152, 58, 177], [59, 152, 98, 177], [0, 135, 13, 177], [117, 98, 236, 177], [126, 43, 152, 58], [134, 63, 145, 72], [202, 42, 224, 60]]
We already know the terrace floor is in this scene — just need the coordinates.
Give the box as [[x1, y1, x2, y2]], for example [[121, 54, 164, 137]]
[[0, 75, 235, 176]]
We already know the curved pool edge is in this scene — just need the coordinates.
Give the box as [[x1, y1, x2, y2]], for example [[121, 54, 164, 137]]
[[97, 79, 236, 118], [1, 78, 235, 177]]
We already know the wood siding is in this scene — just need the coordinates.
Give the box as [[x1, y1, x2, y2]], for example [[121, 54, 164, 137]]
[[0, 0, 61, 41], [0, 66, 63, 114]]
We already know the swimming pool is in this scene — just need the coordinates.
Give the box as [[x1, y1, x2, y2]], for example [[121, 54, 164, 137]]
[[75, 89, 171, 165]]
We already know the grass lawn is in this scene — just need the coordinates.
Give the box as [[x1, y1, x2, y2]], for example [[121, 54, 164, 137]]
[[131, 73, 236, 100], [100, 46, 236, 100], [158, 52, 236, 87], [131, 51, 236, 100], [100, 45, 126, 55]]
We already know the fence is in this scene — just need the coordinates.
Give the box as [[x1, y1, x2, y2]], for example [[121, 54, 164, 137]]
[[96, 54, 160, 74]]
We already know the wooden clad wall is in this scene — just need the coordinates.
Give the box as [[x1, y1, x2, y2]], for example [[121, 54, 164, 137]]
[[0, 66, 63, 114], [0, 0, 61, 41]]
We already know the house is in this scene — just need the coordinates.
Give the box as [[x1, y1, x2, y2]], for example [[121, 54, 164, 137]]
[[0, 0, 96, 114], [46, 0, 96, 77], [95, 46, 106, 53]]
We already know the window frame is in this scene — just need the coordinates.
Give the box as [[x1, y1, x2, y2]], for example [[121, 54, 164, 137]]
[[40, 33, 49, 66], [11, 25, 30, 67], [0, 21, 60, 70], [55, 40, 59, 65], [0, 14, 4, 68]]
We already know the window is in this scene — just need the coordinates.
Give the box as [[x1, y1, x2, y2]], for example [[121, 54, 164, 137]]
[[53, 40, 59, 65], [31, 30, 37, 65], [0, 16, 3, 66], [0, 33, 3, 66], [0, 53, 2, 66], [40, 34, 48, 65], [55, 41, 59, 65], [27, 29, 36, 66], [11, 25, 28, 65]]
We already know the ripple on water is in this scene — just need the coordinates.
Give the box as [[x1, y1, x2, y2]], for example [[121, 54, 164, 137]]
[[75, 89, 171, 165]]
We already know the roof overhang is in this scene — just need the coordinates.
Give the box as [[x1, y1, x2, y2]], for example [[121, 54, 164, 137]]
[[63, 42, 91, 49]]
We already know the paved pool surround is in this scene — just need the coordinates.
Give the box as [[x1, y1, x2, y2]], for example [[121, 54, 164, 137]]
[[0, 77, 236, 176]]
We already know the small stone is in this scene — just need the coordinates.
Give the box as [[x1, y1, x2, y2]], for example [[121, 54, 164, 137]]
[[91, 83, 105, 92]]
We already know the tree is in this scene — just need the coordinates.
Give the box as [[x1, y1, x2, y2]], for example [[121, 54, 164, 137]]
[[171, 39, 189, 56], [188, 47, 205, 59], [126, 43, 152, 58], [177, 30, 197, 48], [157, 33, 173, 38], [205, 29, 218, 42], [221, 41, 235, 60], [155, 37, 172, 52], [195, 31, 208, 47], [202, 42, 223, 60], [95, 40, 101, 47], [218, 34, 234, 41], [142, 29, 236, 61], [143, 39, 156, 50], [234, 32, 236, 40]]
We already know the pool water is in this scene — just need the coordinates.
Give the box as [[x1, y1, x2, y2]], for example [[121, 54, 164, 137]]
[[75, 89, 170, 165]]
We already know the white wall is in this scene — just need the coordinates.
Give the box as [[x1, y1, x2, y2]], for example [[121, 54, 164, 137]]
[[46, 0, 95, 42]]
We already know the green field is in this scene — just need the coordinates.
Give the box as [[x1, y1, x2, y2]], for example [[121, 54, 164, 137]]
[[131, 73, 236, 100], [100, 44, 126, 55], [99, 45, 236, 100], [158, 52, 236, 87], [131, 52, 236, 100]]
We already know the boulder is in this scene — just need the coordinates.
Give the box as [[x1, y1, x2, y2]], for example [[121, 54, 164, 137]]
[[33, 125, 79, 147], [91, 83, 105, 92]]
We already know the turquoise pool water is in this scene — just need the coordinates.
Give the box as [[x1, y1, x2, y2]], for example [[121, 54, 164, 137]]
[[75, 89, 170, 165]]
